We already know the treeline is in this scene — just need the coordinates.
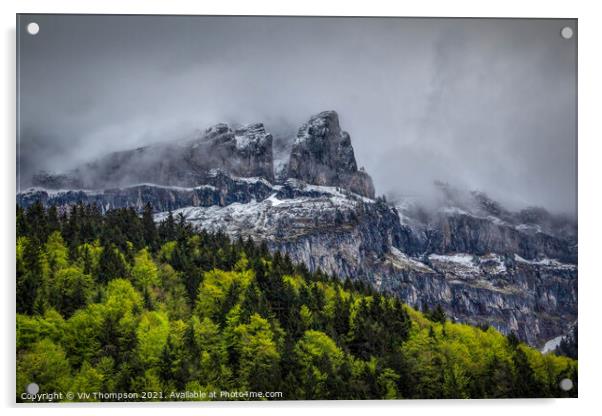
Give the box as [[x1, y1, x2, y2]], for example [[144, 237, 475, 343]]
[[16, 202, 577, 400]]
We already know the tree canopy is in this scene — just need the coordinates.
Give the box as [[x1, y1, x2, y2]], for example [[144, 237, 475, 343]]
[[16, 203, 577, 401]]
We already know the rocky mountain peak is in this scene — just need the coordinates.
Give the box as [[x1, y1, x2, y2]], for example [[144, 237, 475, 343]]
[[189, 121, 275, 180], [295, 110, 342, 139], [470, 191, 508, 217], [204, 122, 231, 138], [234, 123, 272, 151], [30, 111, 377, 197], [287, 111, 375, 198]]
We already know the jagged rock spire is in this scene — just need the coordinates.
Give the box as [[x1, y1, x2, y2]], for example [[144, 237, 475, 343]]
[[287, 111, 375, 198]]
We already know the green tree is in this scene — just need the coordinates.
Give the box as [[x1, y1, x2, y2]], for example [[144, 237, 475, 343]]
[[294, 330, 345, 399], [45, 231, 69, 274], [131, 249, 159, 306], [47, 205, 61, 235], [191, 316, 232, 387], [142, 203, 159, 252], [430, 304, 447, 324], [97, 243, 129, 283], [50, 267, 94, 317], [136, 311, 170, 367], [17, 236, 49, 314], [512, 346, 545, 397], [17, 204, 28, 238], [25, 200, 49, 243], [69, 361, 104, 401], [233, 313, 281, 392], [17, 339, 71, 400], [195, 269, 253, 322]]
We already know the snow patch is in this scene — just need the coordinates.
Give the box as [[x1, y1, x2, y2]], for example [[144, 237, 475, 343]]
[[234, 134, 254, 150], [388, 247, 434, 273], [516, 223, 543, 234], [128, 183, 218, 192], [514, 254, 576, 270], [21, 187, 104, 197], [302, 183, 375, 203], [266, 193, 285, 207], [441, 206, 472, 216], [429, 253, 476, 267], [541, 335, 564, 354], [230, 175, 273, 188], [486, 215, 510, 227], [23, 183, 220, 196], [153, 189, 364, 240], [479, 253, 507, 274]]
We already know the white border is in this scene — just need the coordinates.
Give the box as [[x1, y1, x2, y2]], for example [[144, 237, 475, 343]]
[[2, 1, 601, 415]]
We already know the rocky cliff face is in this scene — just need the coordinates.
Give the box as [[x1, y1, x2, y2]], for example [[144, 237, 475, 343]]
[[195, 122, 275, 181], [395, 184, 577, 263], [146, 181, 576, 347], [287, 111, 375, 198], [18, 110, 577, 348], [20, 170, 274, 213], [373, 250, 576, 346]]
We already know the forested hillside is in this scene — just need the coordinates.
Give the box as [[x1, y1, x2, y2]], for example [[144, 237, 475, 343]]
[[16, 202, 577, 401]]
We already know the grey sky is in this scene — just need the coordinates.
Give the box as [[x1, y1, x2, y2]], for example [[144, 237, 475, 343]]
[[17, 15, 577, 215]]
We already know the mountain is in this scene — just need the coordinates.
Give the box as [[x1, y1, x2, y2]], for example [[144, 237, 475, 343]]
[[17, 110, 577, 348], [287, 111, 375, 198], [31, 121, 275, 189], [394, 182, 577, 263]]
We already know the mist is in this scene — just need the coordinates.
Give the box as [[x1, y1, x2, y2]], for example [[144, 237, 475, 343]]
[[17, 15, 577, 215]]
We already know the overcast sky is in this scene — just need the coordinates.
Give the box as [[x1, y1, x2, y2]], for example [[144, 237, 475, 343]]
[[17, 15, 577, 215]]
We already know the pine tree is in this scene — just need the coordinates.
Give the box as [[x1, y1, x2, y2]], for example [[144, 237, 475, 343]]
[[17, 237, 47, 314], [430, 304, 447, 324], [97, 243, 128, 283], [25, 200, 49, 243], [158, 211, 176, 242], [512, 347, 545, 397], [16, 204, 28, 238], [507, 331, 520, 349], [142, 203, 159, 252], [47, 205, 61, 234]]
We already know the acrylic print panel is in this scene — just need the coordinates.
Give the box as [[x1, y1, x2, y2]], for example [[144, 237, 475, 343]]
[[16, 14, 577, 402]]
